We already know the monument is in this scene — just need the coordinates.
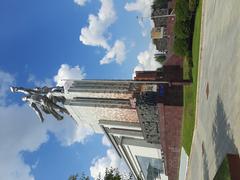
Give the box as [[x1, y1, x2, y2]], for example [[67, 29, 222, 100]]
[[10, 68, 189, 180], [10, 86, 69, 122]]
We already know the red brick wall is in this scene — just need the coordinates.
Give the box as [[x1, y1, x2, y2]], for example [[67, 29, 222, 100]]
[[134, 71, 161, 81], [158, 104, 183, 180], [134, 66, 183, 82], [166, 16, 175, 55], [163, 66, 183, 82], [164, 55, 183, 67], [227, 154, 240, 180]]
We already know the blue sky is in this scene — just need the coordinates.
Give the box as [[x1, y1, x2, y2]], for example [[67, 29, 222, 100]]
[[0, 0, 160, 179]]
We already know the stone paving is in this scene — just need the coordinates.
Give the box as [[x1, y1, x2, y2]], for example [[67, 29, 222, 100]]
[[186, 0, 240, 179]]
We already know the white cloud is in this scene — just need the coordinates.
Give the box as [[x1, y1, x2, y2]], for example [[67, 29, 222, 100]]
[[28, 74, 53, 87], [125, 0, 153, 17], [79, 0, 127, 65], [0, 68, 94, 179], [79, 0, 116, 50], [0, 103, 94, 180], [133, 43, 162, 78], [54, 64, 86, 86], [0, 69, 15, 104], [90, 149, 128, 179], [102, 135, 111, 147], [100, 40, 126, 65], [125, 0, 154, 37], [74, 0, 88, 6], [48, 117, 94, 146], [0, 104, 49, 180], [31, 159, 39, 169]]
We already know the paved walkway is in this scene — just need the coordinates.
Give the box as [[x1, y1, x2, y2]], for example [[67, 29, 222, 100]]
[[186, 0, 240, 179]]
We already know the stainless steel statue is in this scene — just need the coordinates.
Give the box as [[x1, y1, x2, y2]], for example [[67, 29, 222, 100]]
[[10, 86, 69, 122]]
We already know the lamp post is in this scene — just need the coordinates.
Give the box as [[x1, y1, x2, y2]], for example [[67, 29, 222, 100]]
[[136, 9, 175, 21]]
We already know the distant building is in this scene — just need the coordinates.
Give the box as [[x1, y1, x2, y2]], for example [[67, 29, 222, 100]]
[[146, 0, 185, 179], [153, 38, 168, 53], [151, 27, 166, 39], [151, 1, 177, 56], [152, 9, 169, 27]]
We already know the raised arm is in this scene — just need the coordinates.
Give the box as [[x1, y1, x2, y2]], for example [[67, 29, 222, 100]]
[[10, 87, 38, 95], [29, 103, 44, 123]]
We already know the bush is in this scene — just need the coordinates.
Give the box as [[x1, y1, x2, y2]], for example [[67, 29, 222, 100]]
[[156, 67, 164, 72], [152, 0, 168, 10], [175, 0, 191, 21], [173, 0, 193, 57], [173, 38, 189, 56], [174, 20, 191, 39], [189, 0, 196, 12], [189, 0, 199, 12], [155, 55, 166, 64]]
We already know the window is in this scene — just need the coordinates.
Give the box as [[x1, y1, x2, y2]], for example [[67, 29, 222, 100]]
[[136, 156, 164, 180]]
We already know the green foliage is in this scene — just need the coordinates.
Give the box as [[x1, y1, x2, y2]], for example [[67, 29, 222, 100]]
[[151, 0, 168, 10], [213, 157, 231, 180], [68, 174, 79, 180], [103, 168, 121, 180], [173, 0, 193, 56], [174, 20, 191, 39], [175, 0, 191, 21], [68, 173, 90, 180], [69, 168, 134, 180], [173, 38, 189, 56], [189, 0, 196, 12], [156, 67, 164, 73], [181, 0, 202, 155], [189, 0, 199, 12], [155, 55, 166, 64], [80, 173, 90, 180]]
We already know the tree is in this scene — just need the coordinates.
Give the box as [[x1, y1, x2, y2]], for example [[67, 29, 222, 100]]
[[175, 0, 191, 21], [103, 168, 121, 180], [174, 20, 191, 39], [69, 168, 135, 180], [173, 37, 190, 56], [68, 173, 90, 180], [172, 0, 193, 57], [189, 0, 199, 12], [155, 55, 166, 64], [68, 174, 79, 180], [151, 0, 168, 10]]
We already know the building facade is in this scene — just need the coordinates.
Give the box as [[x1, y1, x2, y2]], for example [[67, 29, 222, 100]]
[[60, 67, 186, 180], [62, 79, 168, 180]]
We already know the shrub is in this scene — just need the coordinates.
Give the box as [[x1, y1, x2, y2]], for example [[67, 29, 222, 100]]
[[156, 67, 164, 72], [175, 0, 191, 21], [189, 0, 196, 12], [189, 0, 199, 12], [152, 0, 168, 10], [155, 55, 166, 64], [174, 20, 191, 39], [173, 0, 193, 57], [173, 38, 189, 56]]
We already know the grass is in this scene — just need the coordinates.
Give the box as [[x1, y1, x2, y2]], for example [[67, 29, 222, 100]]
[[181, 0, 202, 155], [213, 157, 231, 180]]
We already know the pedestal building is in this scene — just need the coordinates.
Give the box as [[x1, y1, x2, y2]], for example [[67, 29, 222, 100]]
[[62, 79, 166, 180], [59, 66, 186, 180]]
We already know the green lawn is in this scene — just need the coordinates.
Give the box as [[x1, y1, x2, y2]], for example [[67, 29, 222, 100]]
[[181, 0, 202, 155], [213, 157, 231, 180]]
